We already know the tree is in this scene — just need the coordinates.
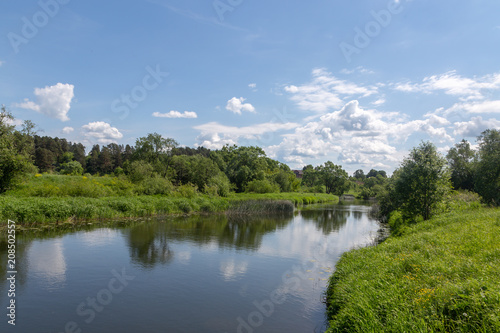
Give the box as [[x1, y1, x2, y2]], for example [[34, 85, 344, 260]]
[[221, 146, 270, 192], [0, 106, 35, 192], [133, 133, 178, 177], [474, 129, 500, 205], [86, 145, 100, 174], [302, 165, 320, 187], [394, 141, 451, 221], [353, 169, 365, 180], [35, 148, 56, 172], [71, 143, 86, 168], [98, 146, 114, 175], [446, 139, 475, 191], [317, 161, 350, 195]]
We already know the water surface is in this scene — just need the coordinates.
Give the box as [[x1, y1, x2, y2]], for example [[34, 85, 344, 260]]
[[0, 203, 379, 333]]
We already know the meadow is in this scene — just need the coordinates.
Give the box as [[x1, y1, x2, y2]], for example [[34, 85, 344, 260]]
[[326, 205, 500, 332], [0, 173, 337, 229]]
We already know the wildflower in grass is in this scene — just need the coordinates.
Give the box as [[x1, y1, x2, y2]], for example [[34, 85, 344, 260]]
[[35, 174, 42, 177]]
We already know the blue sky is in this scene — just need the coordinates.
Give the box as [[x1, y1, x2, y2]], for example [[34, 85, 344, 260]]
[[1, 0, 499, 173]]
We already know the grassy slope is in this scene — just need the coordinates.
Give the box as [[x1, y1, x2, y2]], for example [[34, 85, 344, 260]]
[[326, 207, 500, 332], [0, 174, 338, 226]]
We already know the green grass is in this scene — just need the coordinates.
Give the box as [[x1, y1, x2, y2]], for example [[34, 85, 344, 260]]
[[326, 207, 500, 332], [228, 192, 337, 206], [0, 174, 338, 228], [0, 195, 231, 224], [9, 173, 137, 197]]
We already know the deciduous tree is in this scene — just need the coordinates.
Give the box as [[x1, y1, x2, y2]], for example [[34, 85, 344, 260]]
[[474, 129, 500, 205], [394, 141, 451, 220]]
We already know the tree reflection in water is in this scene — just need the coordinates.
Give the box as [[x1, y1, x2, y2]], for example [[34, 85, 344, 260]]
[[299, 206, 350, 235], [123, 213, 293, 268], [126, 223, 174, 269]]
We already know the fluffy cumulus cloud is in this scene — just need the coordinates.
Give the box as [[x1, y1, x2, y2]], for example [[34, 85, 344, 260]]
[[152, 111, 198, 118], [266, 100, 453, 168], [15, 83, 75, 121], [81, 122, 123, 145], [61, 127, 74, 134], [394, 71, 500, 101], [194, 121, 299, 149], [226, 97, 255, 115], [284, 68, 378, 113], [453, 116, 500, 137]]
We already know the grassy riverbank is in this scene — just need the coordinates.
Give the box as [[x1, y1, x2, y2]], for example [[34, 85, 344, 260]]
[[326, 206, 500, 332], [0, 174, 337, 228]]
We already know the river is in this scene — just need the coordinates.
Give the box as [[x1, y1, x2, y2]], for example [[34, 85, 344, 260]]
[[0, 202, 380, 333]]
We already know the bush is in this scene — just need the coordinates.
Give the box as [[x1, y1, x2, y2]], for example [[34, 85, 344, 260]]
[[126, 161, 153, 183], [387, 210, 406, 235], [245, 179, 280, 194], [176, 183, 198, 198], [59, 161, 83, 176], [207, 173, 232, 197], [177, 200, 192, 213], [139, 176, 174, 195]]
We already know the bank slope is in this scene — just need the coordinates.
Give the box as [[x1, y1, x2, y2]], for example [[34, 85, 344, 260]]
[[326, 207, 500, 332]]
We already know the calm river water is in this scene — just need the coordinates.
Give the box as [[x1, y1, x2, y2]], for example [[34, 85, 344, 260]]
[[1, 202, 379, 333]]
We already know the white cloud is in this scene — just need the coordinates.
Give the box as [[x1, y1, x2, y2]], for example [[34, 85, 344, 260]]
[[248, 83, 257, 90], [267, 100, 453, 168], [81, 122, 123, 145], [226, 97, 255, 115], [194, 121, 299, 149], [152, 110, 198, 118], [6, 118, 23, 127], [15, 83, 75, 122], [284, 68, 378, 113], [445, 100, 500, 114], [372, 98, 386, 106], [425, 114, 450, 126], [220, 260, 248, 282], [340, 66, 374, 75], [394, 71, 500, 100], [62, 127, 74, 134], [195, 132, 237, 150], [453, 116, 500, 137]]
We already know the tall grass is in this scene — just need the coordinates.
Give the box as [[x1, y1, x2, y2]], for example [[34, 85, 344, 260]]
[[326, 207, 500, 332], [228, 192, 338, 207], [0, 174, 338, 227], [0, 196, 231, 226], [226, 200, 294, 215]]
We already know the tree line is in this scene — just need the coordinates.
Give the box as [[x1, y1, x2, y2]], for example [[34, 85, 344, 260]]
[[1, 107, 350, 196], [1, 106, 498, 211], [376, 130, 499, 228]]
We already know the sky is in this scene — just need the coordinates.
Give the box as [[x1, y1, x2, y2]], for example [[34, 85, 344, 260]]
[[1, 0, 499, 174]]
